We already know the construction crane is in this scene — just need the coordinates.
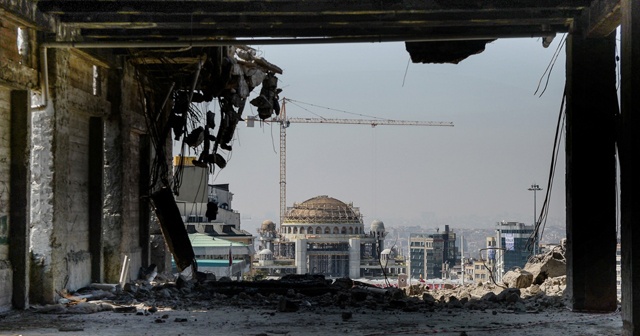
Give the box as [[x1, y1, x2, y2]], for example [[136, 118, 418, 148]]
[[247, 98, 454, 225]]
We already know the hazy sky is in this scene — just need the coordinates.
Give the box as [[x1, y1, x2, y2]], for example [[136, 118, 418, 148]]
[[182, 37, 568, 234]]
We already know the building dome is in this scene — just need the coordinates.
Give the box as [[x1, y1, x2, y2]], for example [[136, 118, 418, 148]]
[[258, 249, 273, 255], [260, 220, 276, 232], [283, 195, 362, 224], [371, 219, 385, 232], [257, 248, 274, 264]]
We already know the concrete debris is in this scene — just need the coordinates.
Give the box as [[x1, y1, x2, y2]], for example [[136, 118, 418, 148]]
[[30, 267, 570, 321], [58, 326, 85, 332], [113, 306, 137, 313], [278, 298, 299, 312], [33, 302, 114, 314], [524, 241, 567, 285], [502, 268, 534, 288], [25, 248, 571, 323]]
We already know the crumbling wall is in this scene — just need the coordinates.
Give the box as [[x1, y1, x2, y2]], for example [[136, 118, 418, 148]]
[[2, 5, 155, 307], [29, 102, 56, 304], [103, 67, 124, 282], [122, 130, 142, 276], [0, 88, 12, 309], [103, 61, 148, 283], [30, 48, 111, 302], [1, 10, 39, 310]]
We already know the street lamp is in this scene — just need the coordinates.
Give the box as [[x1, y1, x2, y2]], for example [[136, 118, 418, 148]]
[[528, 183, 542, 254]]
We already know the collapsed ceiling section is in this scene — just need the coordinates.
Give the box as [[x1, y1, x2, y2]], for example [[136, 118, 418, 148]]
[[167, 45, 281, 166], [405, 40, 496, 64], [131, 45, 282, 197]]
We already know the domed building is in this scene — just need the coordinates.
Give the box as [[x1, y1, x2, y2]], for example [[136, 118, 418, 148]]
[[257, 219, 277, 253], [256, 195, 392, 278]]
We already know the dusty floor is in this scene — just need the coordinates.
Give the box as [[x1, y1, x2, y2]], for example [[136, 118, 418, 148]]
[[0, 304, 622, 336]]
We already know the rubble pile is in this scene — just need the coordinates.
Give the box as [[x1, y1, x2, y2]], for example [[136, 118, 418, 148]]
[[31, 274, 567, 317], [29, 243, 570, 317], [420, 275, 567, 313], [401, 243, 569, 313]]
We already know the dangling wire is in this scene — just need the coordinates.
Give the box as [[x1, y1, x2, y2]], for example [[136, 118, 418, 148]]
[[526, 84, 567, 255], [133, 52, 176, 193], [402, 56, 411, 87], [534, 34, 567, 97]]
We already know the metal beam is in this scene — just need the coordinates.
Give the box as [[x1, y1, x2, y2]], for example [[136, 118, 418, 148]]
[[57, 9, 582, 26], [585, 0, 621, 37], [37, 0, 591, 15], [41, 29, 560, 49]]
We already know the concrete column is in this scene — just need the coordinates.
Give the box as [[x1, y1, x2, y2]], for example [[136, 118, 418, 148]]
[[565, 32, 618, 312], [9, 90, 30, 309], [89, 117, 103, 283], [29, 48, 61, 304], [621, 0, 640, 333], [139, 134, 151, 267], [103, 67, 124, 282], [295, 238, 307, 274], [349, 238, 361, 279]]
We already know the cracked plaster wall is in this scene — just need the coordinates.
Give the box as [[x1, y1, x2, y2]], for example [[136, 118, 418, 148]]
[[2, 7, 153, 306], [29, 49, 150, 303], [0, 12, 38, 310], [0, 87, 12, 310], [30, 49, 111, 302], [103, 61, 148, 283]]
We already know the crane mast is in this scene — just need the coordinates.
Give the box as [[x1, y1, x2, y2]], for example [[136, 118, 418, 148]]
[[279, 115, 288, 228], [273, 98, 454, 225]]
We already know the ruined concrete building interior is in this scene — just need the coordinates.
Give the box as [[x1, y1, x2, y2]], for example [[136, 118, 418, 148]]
[[0, 0, 638, 335]]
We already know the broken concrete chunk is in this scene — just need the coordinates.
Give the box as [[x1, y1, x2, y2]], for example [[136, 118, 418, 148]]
[[497, 288, 521, 303], [114, 306, 137, 313], [278, 297, 299, 312], [245, 67, 266, 88], [525, 256, 566, 285], [58, 326, 85, 332], [231, 63, 244, 76], [481, 292, 499, 302], [502, 268, 533, 288], [524, 244, 567, 285], [422, 293, 437, 305]]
